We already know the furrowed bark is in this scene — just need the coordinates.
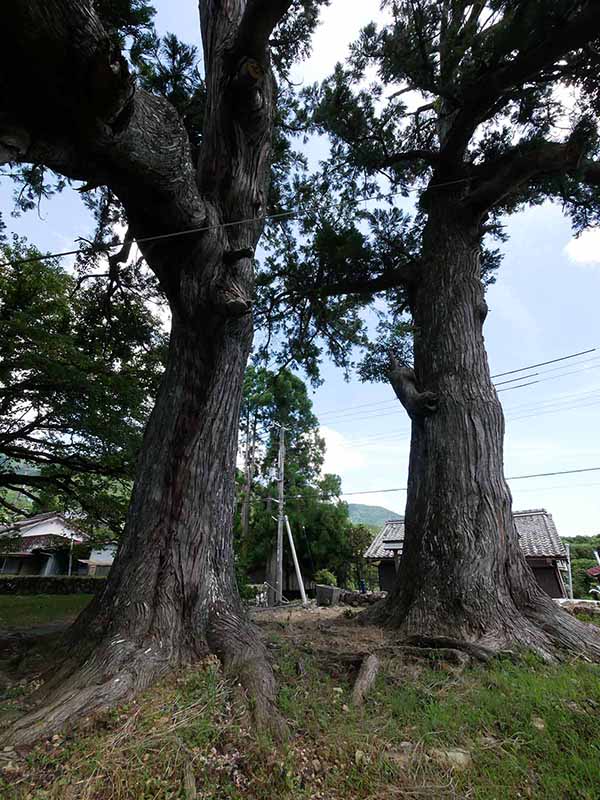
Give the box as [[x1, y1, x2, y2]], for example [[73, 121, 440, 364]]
[[368, 197, 600, 661], [0, 0, 291, 745]]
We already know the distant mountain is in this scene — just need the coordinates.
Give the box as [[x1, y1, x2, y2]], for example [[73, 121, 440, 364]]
[[347, 503, 403, 528]]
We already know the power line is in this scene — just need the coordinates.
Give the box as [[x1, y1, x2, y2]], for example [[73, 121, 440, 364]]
[[510, 396, 600, 422], [491, 348, 597, 378], [0, 176, 475, 271], [0, 210, 297, 269], [336, 392, 600, 446], [318, 363, 600, 428], [508, 466, 600, 480], [333, 466, 600, 497], [318, 351, 600, 422], [497, 363, 600, 393], [512, 481, 600, 493]]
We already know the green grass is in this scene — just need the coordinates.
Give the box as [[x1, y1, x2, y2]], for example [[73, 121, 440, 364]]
[[2, 624, 600, 798], [371, 656, 600, 799], [574, 612, 600, 627], [0, 594, 92, 629], [270, 641, 600, 800]]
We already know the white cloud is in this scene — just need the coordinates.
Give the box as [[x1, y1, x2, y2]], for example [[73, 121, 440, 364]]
[[564, 228, 600, 267], [291, 0, 389, 85], [320, 424, 410, 517], [487, 281, 540, 342], [320, 425, 366, 475]]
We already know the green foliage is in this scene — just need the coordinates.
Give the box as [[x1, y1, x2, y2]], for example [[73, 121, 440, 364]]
[[565, 534, 600, 561], [237, 366, 358, 588], [241, 365, 324, 484], [313, 568, 337, 587], [95, 0, 155, 44], [133, 32, 206, 160], [564, 535, 600, 598], [0, 238, 166, 530], [345, 523, 375, 585], [256, 0, 600, 383], [570, 558, 597, 600]]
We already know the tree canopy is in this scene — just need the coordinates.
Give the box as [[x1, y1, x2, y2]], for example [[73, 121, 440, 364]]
[[0, 237, 166, 529], [256, 0, 600, 380]]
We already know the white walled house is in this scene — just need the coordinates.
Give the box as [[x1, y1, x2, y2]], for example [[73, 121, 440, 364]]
[[78, 545, 117, 577], [0, 512, 86, 576]]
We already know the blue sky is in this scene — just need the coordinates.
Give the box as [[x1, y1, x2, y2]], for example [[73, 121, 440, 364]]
[[2, 0, 599, 536]]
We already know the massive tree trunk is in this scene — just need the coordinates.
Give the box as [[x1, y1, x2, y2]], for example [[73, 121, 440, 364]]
[[372, 199, 600, 661], [0, 0, 293, 745]]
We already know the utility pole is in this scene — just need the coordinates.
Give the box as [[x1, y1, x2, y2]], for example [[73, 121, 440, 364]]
[[276, 423, 285, 604], [285, 515, 307, 606], [68, 530, 74, 577], [566, 542, 574, 600], [241, 414, 257, 541]]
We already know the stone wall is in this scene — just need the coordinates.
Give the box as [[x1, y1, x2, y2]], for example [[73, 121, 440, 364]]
[[339, 590, 386, 606]]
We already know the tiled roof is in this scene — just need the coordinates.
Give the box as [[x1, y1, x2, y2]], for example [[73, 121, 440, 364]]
[[0, 512, 85, 540], [587, 565, 600, 578], [513, 509, 566, 559], [364, 509, 566, 561], [0, 511, 58, 533], [364, 518, 406, 560]]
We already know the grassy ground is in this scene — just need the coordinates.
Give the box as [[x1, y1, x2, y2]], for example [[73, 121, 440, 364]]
[[0, 595, 92, 630], [1, 606, 600, 799]]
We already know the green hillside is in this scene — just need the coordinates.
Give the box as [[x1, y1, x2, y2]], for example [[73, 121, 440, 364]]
[[347, 503, 403, 527]]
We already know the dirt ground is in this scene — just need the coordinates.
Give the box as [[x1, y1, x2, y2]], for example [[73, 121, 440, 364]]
[[252, 603, 387, 653]]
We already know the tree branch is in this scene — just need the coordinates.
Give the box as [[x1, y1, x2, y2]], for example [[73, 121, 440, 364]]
[[465, 129, 594, 214], [0, 0, 206, 295], [441, 3, 600, 162], [581, 160, 600, 187], [367, 149, 439, 170], [0, 494, 26, 516], [309, 264, 419, 298], [234, 0, 293, 66], [389, 358, 438, 422], [0, 444, 127, 476], [4, 485, 40, 505], [0, 472, 70, 489]]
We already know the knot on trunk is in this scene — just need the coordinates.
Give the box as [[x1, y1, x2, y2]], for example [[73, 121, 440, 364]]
[[478, 298, 488, 323], [231, 58, 266, 115], [389, 361, 439, 421], [209, 249, 255, 317], [211, 280, 252, 317], [223, 248, 254, 266]]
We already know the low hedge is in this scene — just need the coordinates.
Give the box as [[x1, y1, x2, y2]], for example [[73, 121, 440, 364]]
[[0, 575, 106, 595]]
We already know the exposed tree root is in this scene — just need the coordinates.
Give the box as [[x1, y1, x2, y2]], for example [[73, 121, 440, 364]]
[[0, 635, 181, 748], [400, 636, 500, 663], [1, 602, 287, 748], [390, 644, 473, 667], [361, 589, 600, 665], [351, 654, 380, 706], [208, 601, 288, 742]]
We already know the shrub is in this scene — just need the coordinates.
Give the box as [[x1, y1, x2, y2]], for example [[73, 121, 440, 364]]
[[313, 569, 337, 587], [0, 575, 105, 595]]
